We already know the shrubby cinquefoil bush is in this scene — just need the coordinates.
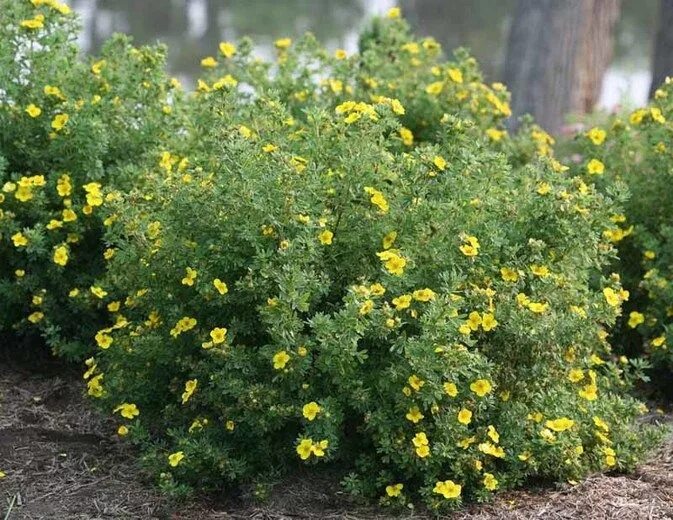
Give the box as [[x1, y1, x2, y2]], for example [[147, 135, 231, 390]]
[[83, 11, 657, 508], [0, 0, 181, 357], [566, 78, 673, 391], [0, 2, 661, 510]]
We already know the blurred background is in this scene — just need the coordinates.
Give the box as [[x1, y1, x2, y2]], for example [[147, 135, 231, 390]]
[[65, 0, 662, 132]]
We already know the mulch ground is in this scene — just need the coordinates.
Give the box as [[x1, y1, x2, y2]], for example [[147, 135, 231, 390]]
[[1, 352, 672, 520]]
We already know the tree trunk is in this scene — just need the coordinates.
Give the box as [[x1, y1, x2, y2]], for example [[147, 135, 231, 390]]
[[650, 0, 673, 98], [503, 0, 620, 133]]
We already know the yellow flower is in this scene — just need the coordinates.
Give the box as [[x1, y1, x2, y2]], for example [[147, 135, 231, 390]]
[[334, 48, 347, 60], [20, 14, 45, 30], [568, 369, 584, 383], [536, 182, 551, 195], [219, 41, 236, 58], [168, 451, 185, 467], [651, 335, 666, 349], [51, 113, 69, 131], [170, 316, 197, 337], [412, 288, 436, 302], [586, 127, 606, 145], [226, 420, 235, 431], [399, 127, 413, 146], [213, 278, 228, 295], [443, 382, 458, 397], [63, 208, 77, 222], [481, 313, 498, 331], [386, 6, 401, 18], [470, 379, 492, 397], [296, 439, 313, 460], [457, 408, 472, 425], [447, 67, 463, 83], [405, 406, 424, 423], [408, 374, 425, 391], [385, 483, 403, 497], [12, 232, 28, 247], [274, 38, 292, 50], [483, 473, 498, 491], [432, 155, 447, 171], [579, 383, 598, 401], [114, 403, 139, 419], [586, 158, 605, 175], [603, 287, 621, 307], [392, 294, 412, 310], [527, 301, 548, 314], [593, 416, 610, 432], [412, 432, 430, 457], [426, 81, 444, 96], [319, 230, 333, 245], [530, 265, 550, 277], [500, 267, 518, 282], [95, 331, 113, 349], [382, 230, 397, 250], [459, 235, 480, 257], [107, 301, 120, 313], [359, 300, 374, 315], [376, 250, 406, 276], [364, 186, 389, 214], [463, 312, 482, 331], [117, 425, 129, 436], [200, 56, 217, 68], [28, 311, 44, 324], [53, 245, 68, 266], [369, 283, 385, 296], [627, 311, 644, 328], [273, 350, 290, 370], [486, 128, 506, 141], [87, 374, 104, 397], [311, 439, 328, 457], [90, 286, 108, 299], [212, 74, 238, 90], [433, 480, 461, 499], [545, 417, 575, 432], [210, 327, 227, 344], [302, 401, 321, 421], [181, 379, 198, 404], [478, 442, 505, 458], [181, 267, 198, 286]]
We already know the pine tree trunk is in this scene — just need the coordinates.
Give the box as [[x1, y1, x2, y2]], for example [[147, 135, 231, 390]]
[[650, 0, 673, 98], [503, 0, 620, 133]]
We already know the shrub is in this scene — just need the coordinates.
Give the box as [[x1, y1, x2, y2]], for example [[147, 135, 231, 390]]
[[197, 9, 510, 147], [0, 0, 180, 358], [563, 81, 673, 391], [86, 32, 656, 509]]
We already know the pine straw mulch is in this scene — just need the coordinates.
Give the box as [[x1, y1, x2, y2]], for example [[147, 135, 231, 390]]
[[0, 349, 672, 520]]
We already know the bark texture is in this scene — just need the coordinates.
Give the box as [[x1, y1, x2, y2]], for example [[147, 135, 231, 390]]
[[650, 0, 673, 98], [504, 0, 620, 133]]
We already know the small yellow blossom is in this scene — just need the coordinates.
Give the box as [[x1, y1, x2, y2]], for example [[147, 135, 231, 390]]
[[273, 350, 290, 370], [302, 401, 321, 421], [168, 451, 185, 467]]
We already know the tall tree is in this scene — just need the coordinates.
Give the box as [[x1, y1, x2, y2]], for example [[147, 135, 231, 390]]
[[503, 0, 621, 133], [650, 0, 673, 98]]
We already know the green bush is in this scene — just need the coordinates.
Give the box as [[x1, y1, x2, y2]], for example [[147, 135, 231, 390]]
[[563, 81, 673, 390], [0, 3, 660, 510], [85, 18, 656, 509], [0, 0, 180, 358]]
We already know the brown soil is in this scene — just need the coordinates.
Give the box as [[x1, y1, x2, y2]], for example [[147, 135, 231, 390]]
[[1, 359, 672, 520]]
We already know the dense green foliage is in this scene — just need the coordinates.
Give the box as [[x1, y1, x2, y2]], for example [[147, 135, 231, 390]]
[[566, 83, 673, 391], [0, 1, 664, 512], [0, 0, 180, 357]]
